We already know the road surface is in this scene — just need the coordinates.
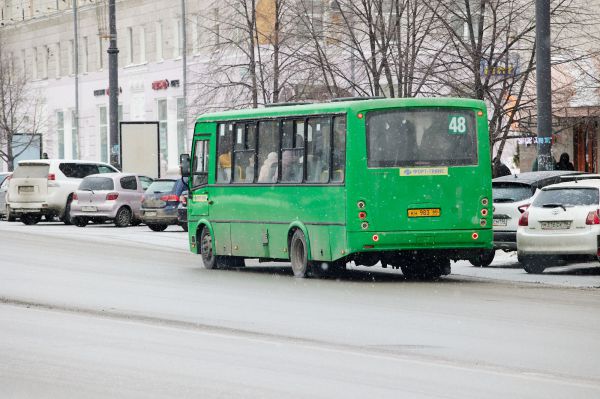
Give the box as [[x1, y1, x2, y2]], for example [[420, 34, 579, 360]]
[[0, 222, 599, 398]]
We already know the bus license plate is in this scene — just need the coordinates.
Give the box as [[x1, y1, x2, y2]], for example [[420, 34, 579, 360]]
[[408, 208, 440, 217], [541, 221, 571, 230]]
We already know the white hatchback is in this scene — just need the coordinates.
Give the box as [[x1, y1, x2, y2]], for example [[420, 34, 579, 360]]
[[516, 179, 600, 273]]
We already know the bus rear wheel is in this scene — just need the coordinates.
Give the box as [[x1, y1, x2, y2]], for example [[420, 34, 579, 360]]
[[401, 256, 450, 280], [290, 229, 313, 278]]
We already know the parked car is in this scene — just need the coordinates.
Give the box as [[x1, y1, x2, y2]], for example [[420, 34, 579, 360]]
[[468, 170, 584, 267], [141, 178, 187, 231], [178, 190, 188, 232], [70, 173, 153, 227], [517, 179, 600, 273], [0, 173, 13, 221], [6, 159, 119, 225]]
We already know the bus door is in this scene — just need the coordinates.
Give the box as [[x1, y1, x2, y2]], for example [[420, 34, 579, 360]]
[[189, 138, 210, 217]]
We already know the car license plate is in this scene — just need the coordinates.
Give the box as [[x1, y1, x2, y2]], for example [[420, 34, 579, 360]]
[[19, 186, 34, 193], [408, 208, 440, 217], [493, 218, 508, 226], [82, 206, 97, 212], [540, 221, 571, 230], [145, 211, 157, 217]]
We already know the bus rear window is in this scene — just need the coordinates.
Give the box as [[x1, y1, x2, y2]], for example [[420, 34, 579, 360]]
[[366, 108, 477, 167]]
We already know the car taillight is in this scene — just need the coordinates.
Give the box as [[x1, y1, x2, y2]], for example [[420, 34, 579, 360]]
[[518, 211, 529, 226], [73, 192, 78, 200], [106, 192, 119, 200], [586, 210, 600, 225], [518, 204, 530, 213], [160, 194, 179, 202], [48, 173, 55, 181]]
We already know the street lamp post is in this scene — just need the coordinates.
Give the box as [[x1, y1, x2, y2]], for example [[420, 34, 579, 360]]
[[108, 0, 120, 169], [535, 0, 553, 170]]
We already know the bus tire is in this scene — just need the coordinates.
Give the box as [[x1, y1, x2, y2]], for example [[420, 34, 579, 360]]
[[469, 249, 495, 267], [290, 229, 313, 278], [401, 257, 449, 280], [200, 226, 217, 269]]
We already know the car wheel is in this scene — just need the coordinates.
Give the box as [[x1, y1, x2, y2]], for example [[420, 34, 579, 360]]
[[114, 207, 132, 228], [519, 254, 547, 274], [130, 219, 142, 227], [200, 226, 217, 269], [469, 249, 496, 267], [62, 197, 74, 225], [180, 222, 188, 232], [74, 217, 88, 227], [147, 223, 168, 232], [21, 214, 41, 225], [290, 229, 314, 278], [7, 206, 16, 222]]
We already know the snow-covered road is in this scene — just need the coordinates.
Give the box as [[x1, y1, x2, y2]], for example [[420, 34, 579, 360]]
[[0, 222, 599, 398]]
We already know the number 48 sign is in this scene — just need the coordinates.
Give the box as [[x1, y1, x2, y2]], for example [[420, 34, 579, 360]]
[[448, 115, 467, 134]]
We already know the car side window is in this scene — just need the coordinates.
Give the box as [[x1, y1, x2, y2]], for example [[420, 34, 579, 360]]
[[120, 176, 138, 190], [139, 176, 153, 191], [98, 165, 116, 174]]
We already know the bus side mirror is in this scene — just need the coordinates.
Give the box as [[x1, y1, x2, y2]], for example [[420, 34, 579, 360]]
[[180, 153, 191, 177]]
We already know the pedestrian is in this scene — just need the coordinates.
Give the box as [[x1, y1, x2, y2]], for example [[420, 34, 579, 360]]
[[555, 152, 574, 170]]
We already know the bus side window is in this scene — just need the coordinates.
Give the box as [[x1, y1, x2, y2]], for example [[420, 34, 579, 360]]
[[306, 118, 331, 183], [257, 120, 280, 183], [332, 116, 346, 182], [281, 119, 304, 183], [233, 123, 256, 183], [192, 140, 209, 187], [217, 123, 233, 183]]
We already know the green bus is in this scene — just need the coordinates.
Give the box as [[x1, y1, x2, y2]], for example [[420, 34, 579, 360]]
[[180, 98, 493, 279]]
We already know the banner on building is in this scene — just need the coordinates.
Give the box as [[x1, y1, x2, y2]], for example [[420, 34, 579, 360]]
[[120, 122, 161, 178]]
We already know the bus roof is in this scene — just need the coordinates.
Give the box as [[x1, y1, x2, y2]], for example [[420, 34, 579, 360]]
[[195, 97, 486, 123]]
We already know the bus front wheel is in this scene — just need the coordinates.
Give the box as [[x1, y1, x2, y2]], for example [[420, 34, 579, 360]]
[[200, 227, 217, 269], [290, 229, 313, 278]]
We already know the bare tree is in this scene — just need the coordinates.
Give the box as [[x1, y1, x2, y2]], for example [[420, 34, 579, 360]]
[[0, 35, 46, 171]]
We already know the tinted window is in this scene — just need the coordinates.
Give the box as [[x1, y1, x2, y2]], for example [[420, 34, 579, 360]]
[[192, 140, 209, 187], [217, 123, 233, 183], [282, 119, 305, 183], [492, 183, 533, 203], [533, 188, 599, 207], [331, 116, 346, 183], [13, 164, 49, 178], [366, 108, 477, 167], [306, 118, 329, 183], [79, 177, 114, 191], [147, 180, 176, 193], [257, 121, 279, 183], [120, 176, 138, 190], [233, 123, 257, 183], [60, 163, 100, 178]]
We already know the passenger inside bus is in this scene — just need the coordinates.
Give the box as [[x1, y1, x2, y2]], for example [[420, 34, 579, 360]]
[[258, 152, 278, 182], [218, 134, 232, 181]]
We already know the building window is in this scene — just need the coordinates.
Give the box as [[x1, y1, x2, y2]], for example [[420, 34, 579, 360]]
[[174, 19, 182, 58], [192, 14, 201, 53], [99, 106, 108, 162], [139, 25, 146, 63], [177, 97, 186, 155], [32, 48, 38, 80], [82, 36, 88, 73], [57, 111, 65, 158], [155, 22, 163, 61], [68, 39, 74, 75], [98, 37, 104, 70], [55, 42, 61, 78], [21, 49, 26, 78], [213, 8, 220, 47], [158, 99, 168, 165], [126, 27, 133, 64], [71, 110, 79, 159]]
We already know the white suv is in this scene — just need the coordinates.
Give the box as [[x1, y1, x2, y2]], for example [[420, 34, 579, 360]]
[[6, 160, 119, 225]]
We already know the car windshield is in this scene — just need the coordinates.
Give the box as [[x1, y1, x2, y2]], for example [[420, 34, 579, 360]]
[[12, 164, 49, 178], [366, 108, 477, 167], [492, 183, 533, 202], [532, 187, 599, 207], [147, 180, 176, 193], [79, 177, 114, 191]]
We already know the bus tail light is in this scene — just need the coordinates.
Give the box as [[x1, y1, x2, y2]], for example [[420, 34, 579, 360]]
[[585, 210, 600, 225], [106, 192, 119, 201], [481, 198, 489, 206], [472, 232, 479, 240], [481, 208, 488, 217], [372, 234, 379, 242], [361, 222, 369, 230], [358, 211, 367, 220], [518, 211, 529, 226], [357, 200, 366, 209], [480, 219, 487, 227], [518, 204, 530, 213]]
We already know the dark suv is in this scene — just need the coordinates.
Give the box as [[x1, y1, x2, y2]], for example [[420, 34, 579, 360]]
[[140, 178, 187, 231]]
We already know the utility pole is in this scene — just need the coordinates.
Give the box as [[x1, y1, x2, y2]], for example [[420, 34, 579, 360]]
[[535, 0, 553, 170], [181, 0, 188, 152], [108, 0, 120, 169], [73, 0, 79, 159]]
